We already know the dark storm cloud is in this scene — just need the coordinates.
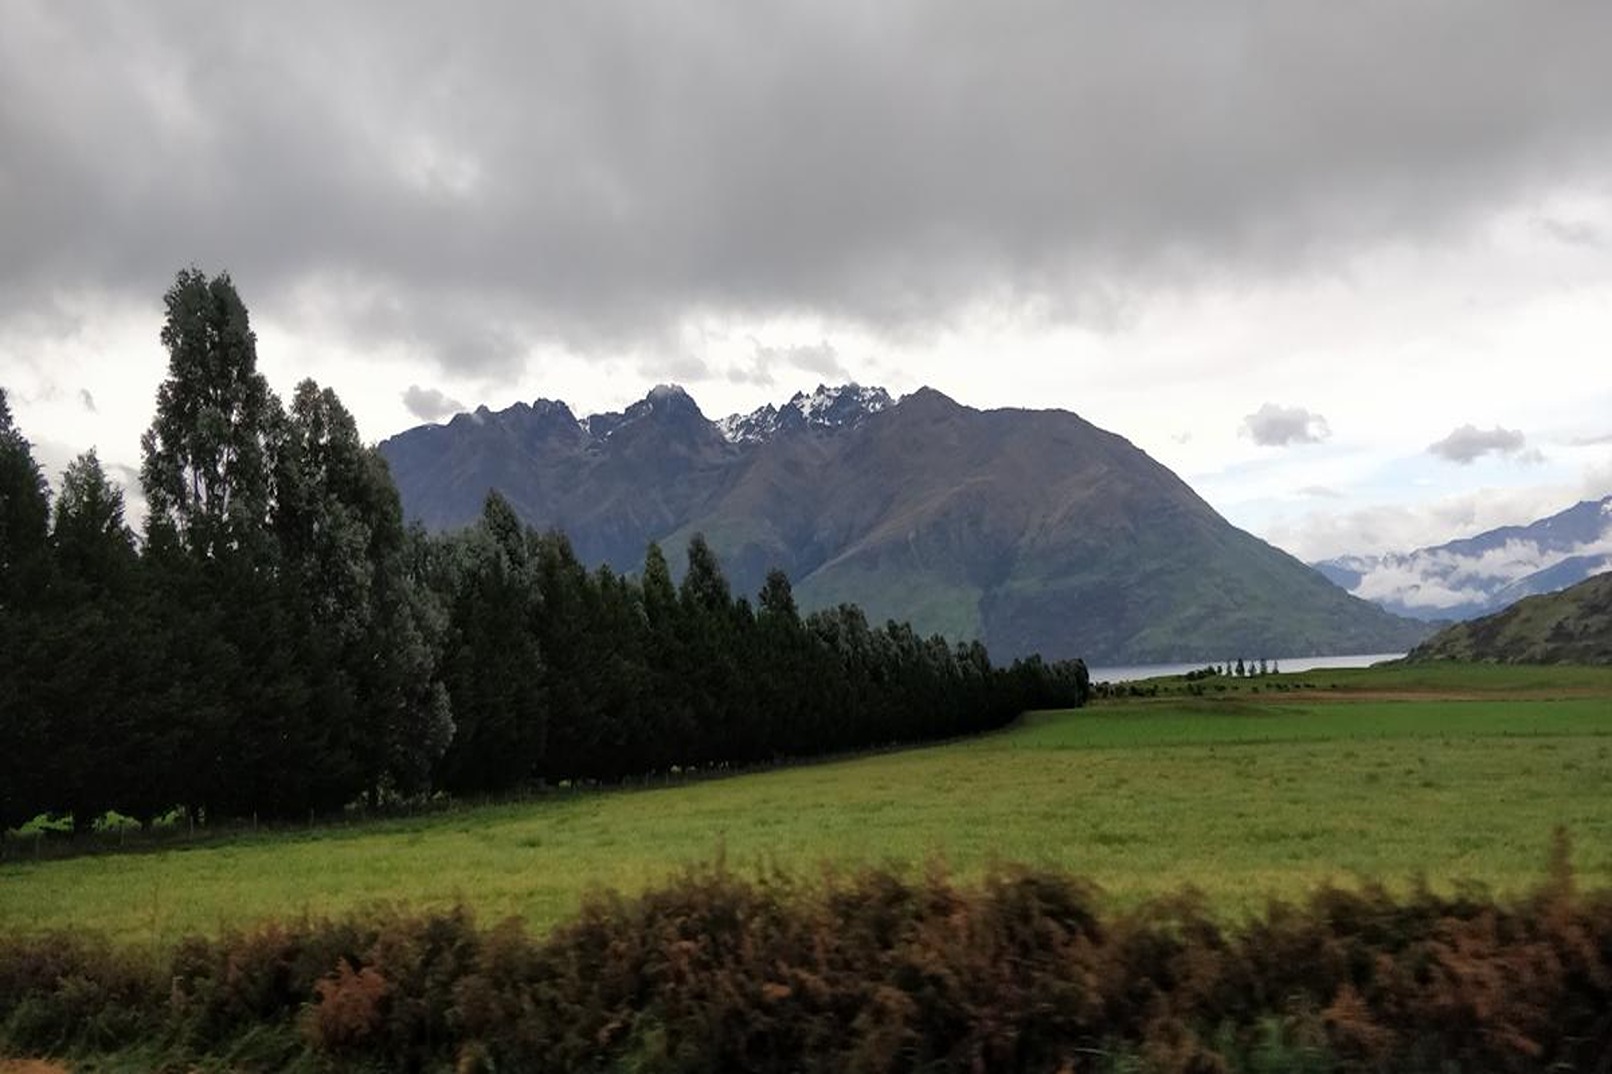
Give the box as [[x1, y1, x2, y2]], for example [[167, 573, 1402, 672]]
[[401, 385, 466, 422], [1241, 403, 1330, 447], [1427, 424, 1529, 464], [5, 1, 1612, 378]]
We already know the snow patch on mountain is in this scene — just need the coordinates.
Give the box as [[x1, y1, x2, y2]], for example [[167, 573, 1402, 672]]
[[718, 384, 893, 444]]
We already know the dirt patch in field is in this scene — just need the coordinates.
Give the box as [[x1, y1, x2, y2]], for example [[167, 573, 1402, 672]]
[[1263, 687, 1612, 702], [1264, 690, 1493, 702], [0, 1062, 73, 1074]]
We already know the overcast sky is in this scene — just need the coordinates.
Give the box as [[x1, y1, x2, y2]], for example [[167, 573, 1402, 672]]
[[4, 1, 1611, 561]]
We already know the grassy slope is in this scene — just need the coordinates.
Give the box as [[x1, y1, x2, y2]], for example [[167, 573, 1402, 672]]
[[3, 665, 1610, 946], [1408, 571, 1612, 664]]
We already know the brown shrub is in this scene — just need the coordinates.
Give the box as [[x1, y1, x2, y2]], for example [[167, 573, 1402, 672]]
[[306, 958, 391, 1052], [3, 849, 1611, 1072]]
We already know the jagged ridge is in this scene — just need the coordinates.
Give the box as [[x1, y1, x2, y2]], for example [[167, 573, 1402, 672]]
[[716, 384, 894, 444], [379, 384, 1430, 663]]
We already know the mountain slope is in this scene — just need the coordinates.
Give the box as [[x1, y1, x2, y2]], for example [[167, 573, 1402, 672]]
[[1405, 572, 1612, 664], [1314, 497, 1612, 620], [379, 384, 1430, 663]]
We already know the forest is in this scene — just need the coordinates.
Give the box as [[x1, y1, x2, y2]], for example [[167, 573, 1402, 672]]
[[0, 269, 1089, 834]]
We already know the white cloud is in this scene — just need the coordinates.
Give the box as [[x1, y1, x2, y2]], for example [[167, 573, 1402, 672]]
[[1263, 480, 1594, 562], [1346, 534, 1612, 611]]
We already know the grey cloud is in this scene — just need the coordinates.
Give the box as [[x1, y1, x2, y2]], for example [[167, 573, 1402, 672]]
[[772, 342, 849, 380], [1427, 424, 1529, 464], [733, 340, 850, 386], [78, 389, 96, 413], [5, 2, 1612, 375], [1241, 403, 1331, 446], [1297, 485, 1342, 499], [1538, 217, 1608, 249], [401, 384, 465, 422], [726, 364, 774, 388], [639, 352, 711, 386]]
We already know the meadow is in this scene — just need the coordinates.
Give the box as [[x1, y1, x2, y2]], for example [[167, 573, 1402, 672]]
[[3, 663, 1611, 948]]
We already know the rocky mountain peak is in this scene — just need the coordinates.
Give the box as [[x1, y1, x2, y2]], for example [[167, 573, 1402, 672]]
[[582, 384, 708, 441], [718, 383, 894, 444]]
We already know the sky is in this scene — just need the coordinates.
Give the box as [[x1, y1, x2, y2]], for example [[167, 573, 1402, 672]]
[[3, 1, 1611, 563]]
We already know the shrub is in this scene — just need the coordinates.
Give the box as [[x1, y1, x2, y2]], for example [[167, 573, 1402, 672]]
[[1, 850, 1609, 1071]]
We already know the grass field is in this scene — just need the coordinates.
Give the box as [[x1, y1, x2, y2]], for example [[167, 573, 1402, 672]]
[[3, 663, 1610, 947]]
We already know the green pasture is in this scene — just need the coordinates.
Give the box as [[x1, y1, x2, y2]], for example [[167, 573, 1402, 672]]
[[3, 664, 1611, 946]]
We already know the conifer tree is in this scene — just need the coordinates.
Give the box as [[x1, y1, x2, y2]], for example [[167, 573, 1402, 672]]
[[0, 390, 52, 832], [140, 268, 279, 561], [45, 452, 143, 832]]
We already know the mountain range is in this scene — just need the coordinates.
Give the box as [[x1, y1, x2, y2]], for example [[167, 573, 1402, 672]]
[[378, 384, 1431, 663], [1313, 496, 1612, 621]]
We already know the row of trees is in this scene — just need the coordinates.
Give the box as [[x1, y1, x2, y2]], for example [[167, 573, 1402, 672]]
[[1184, 659, 1279, 682], [0, 270, 1088, 833]]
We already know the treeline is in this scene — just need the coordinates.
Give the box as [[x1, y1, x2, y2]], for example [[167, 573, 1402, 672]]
[[3, 852, 1608, 1072], [0, 269, 1088, 833]]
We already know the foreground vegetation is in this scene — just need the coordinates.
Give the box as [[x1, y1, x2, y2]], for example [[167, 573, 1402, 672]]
[[4, 851, 1610, 1073], [4, 665, 1609, 1069], [5, 665, 1609, 947]]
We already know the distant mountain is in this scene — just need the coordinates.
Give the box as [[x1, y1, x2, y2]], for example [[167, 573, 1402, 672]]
[[1312, 497, 1612, 621], [1404, 571, 1612, 665], [379, 384, 1430, 663]]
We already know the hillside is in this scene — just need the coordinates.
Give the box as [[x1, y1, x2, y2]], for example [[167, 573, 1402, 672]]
[[1405, 571, 1612, 664], [379, 384, 1431, 663], [1314, 496, 1612, 620]]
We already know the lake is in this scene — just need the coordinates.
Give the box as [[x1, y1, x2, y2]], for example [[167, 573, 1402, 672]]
[[1086, 652, 1404, 684]]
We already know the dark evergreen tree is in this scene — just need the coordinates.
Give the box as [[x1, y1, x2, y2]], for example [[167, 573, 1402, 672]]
[[140, 268, 278, 561], [638, 541, 695, 762], [758, 568, 799, 623], [276, 380, 451, 806], [42, 452, 143, 833], [434, 492, 546, 794], [136, 269, 307, 819], [0, 389, 50, 608], [0, 390, 52, 832], [678, 534, 743, 760]]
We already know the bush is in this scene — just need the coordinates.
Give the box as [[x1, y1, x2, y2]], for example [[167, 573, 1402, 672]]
[[2, 851, 1610, 1072]]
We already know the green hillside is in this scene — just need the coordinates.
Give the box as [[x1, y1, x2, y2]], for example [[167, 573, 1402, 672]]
[[1407, 571, 1612, 664]]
